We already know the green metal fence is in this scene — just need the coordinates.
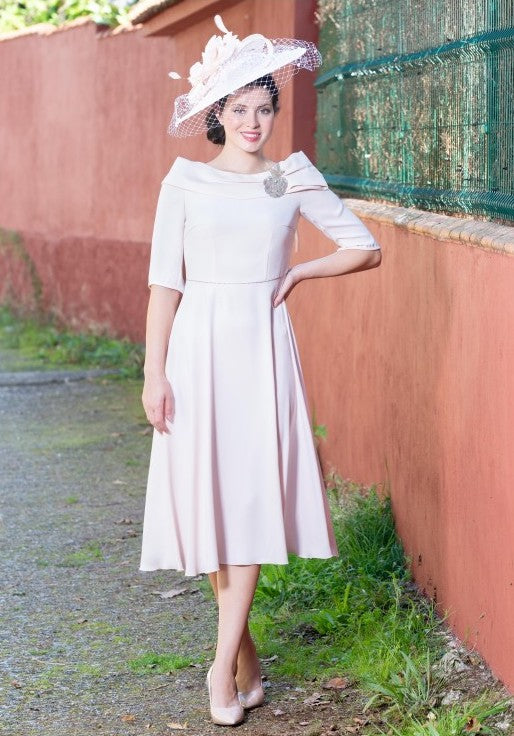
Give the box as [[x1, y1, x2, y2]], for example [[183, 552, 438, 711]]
[[315, 0, 514, 220]]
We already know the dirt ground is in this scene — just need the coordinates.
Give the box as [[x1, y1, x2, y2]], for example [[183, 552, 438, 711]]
[[0, 350, 512, 736]]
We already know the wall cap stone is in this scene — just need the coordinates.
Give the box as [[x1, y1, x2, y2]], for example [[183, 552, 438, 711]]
[[344, 198, 514, 256]]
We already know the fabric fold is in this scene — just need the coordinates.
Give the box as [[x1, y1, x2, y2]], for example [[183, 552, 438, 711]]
[[162, 150, 329, 198]]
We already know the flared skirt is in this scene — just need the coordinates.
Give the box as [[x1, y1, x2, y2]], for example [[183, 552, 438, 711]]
[[139, 277, 338, 576]]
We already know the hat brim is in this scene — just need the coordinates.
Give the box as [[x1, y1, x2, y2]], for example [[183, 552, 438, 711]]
[[174, 45, 307, 129]]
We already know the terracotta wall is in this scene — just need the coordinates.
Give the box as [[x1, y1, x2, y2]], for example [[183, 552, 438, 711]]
[[0, 17, 164, 333], [290, 216, 514, 692], [1, 0, 514, 694]]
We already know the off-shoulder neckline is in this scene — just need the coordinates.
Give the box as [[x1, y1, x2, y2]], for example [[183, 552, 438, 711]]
[[175, 151, 305, 177]]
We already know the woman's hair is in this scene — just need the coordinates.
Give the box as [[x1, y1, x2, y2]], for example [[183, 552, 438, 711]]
[[206, 74, 280, 146]]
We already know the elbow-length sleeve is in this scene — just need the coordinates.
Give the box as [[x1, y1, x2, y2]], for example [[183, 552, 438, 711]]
[[298, 186, 380, 251], [147, 182, 186, 292]]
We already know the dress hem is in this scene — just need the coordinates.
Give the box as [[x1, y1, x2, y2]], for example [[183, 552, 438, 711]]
[[139, 550, 339, 577]]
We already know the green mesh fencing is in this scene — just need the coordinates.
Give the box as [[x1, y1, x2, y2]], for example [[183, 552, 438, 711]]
[[315, 0, 514, 220]]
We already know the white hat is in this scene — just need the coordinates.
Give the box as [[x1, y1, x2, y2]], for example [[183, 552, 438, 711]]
[[167, 14, 321, 137]]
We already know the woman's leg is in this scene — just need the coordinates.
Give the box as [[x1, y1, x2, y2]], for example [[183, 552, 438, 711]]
[[207, 564, 261, 706], [208, 570, 262, 693]]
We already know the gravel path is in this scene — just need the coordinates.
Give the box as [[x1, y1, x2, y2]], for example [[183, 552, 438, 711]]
[[0, 359, 359, 736]]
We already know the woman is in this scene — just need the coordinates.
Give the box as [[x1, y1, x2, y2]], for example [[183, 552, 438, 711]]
[[140, 15, 381, 727]]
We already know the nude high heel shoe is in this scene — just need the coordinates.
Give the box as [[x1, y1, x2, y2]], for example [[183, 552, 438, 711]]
[[237, 680, 265, 710], [206, 665, 245, 726]]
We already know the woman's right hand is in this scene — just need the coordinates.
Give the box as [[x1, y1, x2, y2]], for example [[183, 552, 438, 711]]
[[142, 373, 174, 434]]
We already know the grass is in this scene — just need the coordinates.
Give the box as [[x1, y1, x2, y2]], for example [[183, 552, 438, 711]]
[[384, 694, 512, 736], [68, 620, 122, 635], [128, 652, 199, 674], [0, 305, 144, 378], [59, 541, 104, 567], [243, 477, 511, 735]]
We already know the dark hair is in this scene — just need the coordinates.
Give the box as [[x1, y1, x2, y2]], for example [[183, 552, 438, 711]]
[[206, 74, 280, 146]]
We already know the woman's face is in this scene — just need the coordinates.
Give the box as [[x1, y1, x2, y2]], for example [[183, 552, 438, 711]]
[[217, 86, 275, 152]]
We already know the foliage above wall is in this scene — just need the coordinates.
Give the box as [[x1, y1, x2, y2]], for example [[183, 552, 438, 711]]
[[0, 0, 138, 32]]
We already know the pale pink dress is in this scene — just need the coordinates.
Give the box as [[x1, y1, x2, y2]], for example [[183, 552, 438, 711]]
[[139, 150, 380, 576]]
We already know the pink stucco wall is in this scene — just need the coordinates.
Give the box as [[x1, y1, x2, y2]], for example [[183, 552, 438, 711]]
[[290, 217, 514, 690], [1, 1, 513, 693], [1, 18, 161, 333]]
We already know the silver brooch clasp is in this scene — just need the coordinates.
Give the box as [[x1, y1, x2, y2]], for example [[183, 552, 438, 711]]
[[263, 163, 287, 198]]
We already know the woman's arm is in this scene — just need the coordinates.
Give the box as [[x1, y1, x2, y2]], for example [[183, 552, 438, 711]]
[[273, 183, 382, 307], [143, 175, 186, 433], [273, 247, 381, 307], [142, 285, 182, 434]]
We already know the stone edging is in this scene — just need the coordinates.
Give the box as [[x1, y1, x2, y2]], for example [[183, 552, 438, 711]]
[[344, 198, 514, 256]]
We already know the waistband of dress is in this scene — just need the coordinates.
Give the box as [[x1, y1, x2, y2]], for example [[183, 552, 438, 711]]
[[185, 275, 284, 285]]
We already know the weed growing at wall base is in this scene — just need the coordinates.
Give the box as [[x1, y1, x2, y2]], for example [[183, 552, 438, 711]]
[[245, 479, 512, 734], [0, 306, 144, 378]]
